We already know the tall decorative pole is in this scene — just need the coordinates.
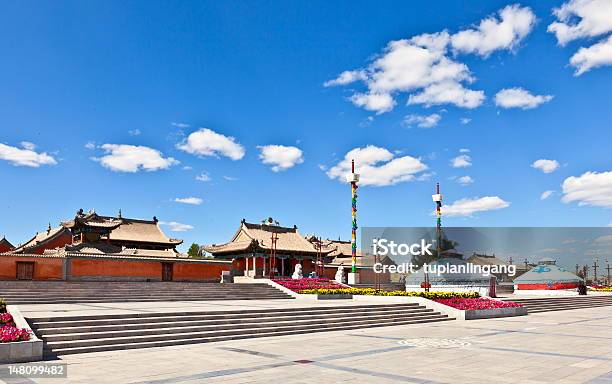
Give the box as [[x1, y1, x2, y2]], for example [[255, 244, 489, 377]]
[[346, 159, 360, 284], [431, 183, 443, 258]]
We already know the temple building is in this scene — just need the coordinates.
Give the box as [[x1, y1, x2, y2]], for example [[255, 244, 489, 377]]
[[202, 218, 332, 277], [1, 209, 229, 282], [0, 236, 14, 253], [202, 218, 392, 284]]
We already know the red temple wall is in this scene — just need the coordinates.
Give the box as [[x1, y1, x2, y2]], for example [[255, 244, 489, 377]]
[[70, 259, 161, 279], [0, 256, 64, 280], [173, 262, 230, 281]]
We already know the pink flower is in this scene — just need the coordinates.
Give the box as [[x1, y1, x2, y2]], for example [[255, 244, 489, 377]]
[[434, 298, 523, 310], [0, 325, 31, 343], [0, 313, 13, 326], [273, 278, 344, 292]]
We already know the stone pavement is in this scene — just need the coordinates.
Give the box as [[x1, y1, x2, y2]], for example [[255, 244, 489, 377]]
[[2, 305, 611, 383]]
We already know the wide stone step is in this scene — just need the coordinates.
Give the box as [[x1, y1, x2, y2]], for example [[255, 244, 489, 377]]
[[29, 303, 419, 324], [45, 316, 453, 356], [523, 302, 612, 312], [8, 296, 292, 305], [41, 311, 440, 342], [35, 307, 434, 335]]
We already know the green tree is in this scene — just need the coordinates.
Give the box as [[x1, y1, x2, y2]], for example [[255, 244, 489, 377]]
[[187, 243, 201, 258]]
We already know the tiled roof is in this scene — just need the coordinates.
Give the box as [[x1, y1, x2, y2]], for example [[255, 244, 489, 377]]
[[108, 219, 182, 245], [204, 221, 325, 255], [0, 237, 14, 250], [10, 226, 70, 253]]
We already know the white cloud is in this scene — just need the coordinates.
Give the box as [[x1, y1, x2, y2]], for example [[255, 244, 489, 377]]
[[0, 142, 57, 168], [608, 221, 612, 227], [324, 70, 367, 87], [349, 93, 396, 114], [326, 145, 427, 187], [440, 196, 510, 217], [561, 171, 612, 207], [451, 154, 472, 168], [403, 113, 442, 128], [85, 142, 96, 150], [257, 145, 304, 172], [20, 141, 36, 150], [548, 0, 612, 45], [531, 159, 560, 173], [182, 166, 193, 171], [171, 122, 190, 128], [459, 148, 470, 153], [407, 80, 485, 109], [128, 129, 141, 136], [177, 128, 245, 160], [325, 5, 539, 113], [223, 176, 237, 181], [174, 197, 203, 205], [195, 172, 211, 182], [451, 4, 536, 57], [326, 30, 483, 113], [95, 144, 178, 173], [541, 190, 554, 200], [570, 34, 612, 75], [457, 175, 474, 185], [460, 118, 472, 124], [495, 88, 553, 109], [159, 221, 194, 232]]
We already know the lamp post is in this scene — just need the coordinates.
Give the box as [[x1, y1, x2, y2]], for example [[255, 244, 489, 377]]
[[346, 159, 360, 285]]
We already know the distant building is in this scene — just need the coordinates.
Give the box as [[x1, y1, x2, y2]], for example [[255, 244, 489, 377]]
[[513, 257, 582, 290], [1, 209, 229, 282], [203, 218, 331, 277], [10, 209, 182, 256], [467, 253, 513, 282]]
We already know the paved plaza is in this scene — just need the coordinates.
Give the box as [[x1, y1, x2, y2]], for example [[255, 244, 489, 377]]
[[2, 305, 612, 384]]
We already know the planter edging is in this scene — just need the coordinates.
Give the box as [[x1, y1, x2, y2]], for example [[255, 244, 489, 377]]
[[0, 306, 43, 363]]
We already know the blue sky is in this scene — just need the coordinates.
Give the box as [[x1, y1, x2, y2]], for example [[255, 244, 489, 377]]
[[1, 0, 611, 251]]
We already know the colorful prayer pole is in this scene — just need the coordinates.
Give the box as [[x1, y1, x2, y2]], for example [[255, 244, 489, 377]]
[[347, 159, 360, 274], [432, 183, 442, 257]]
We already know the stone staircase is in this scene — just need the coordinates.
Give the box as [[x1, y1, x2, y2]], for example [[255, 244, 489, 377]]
[[0, 281, 293, 304], [504, 295, 612, 313], [29, 303, 454, 356]]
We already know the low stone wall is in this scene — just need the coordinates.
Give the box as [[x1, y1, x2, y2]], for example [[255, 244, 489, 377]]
[[317, 294, 353, 300], [0, 306, 43, 363]]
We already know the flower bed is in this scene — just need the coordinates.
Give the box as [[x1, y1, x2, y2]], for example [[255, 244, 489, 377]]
[[1, 326, 31, 343], [590, 286, 612, 292], [434, 297, 523, 310], [1, 313, 14, 327], [298, 288, 480, 300], [272, 278, 345, 292], [0, 301, 32, 344]]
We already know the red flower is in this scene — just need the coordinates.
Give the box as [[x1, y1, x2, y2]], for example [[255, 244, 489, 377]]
[[273, 278, 344, 292], [434, 298, 523, 310], [0, 325, 31, 343]]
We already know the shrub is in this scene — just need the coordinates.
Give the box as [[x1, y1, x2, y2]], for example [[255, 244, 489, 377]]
[[0, 299, 6, 313], [298, 288, 480, 299]]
